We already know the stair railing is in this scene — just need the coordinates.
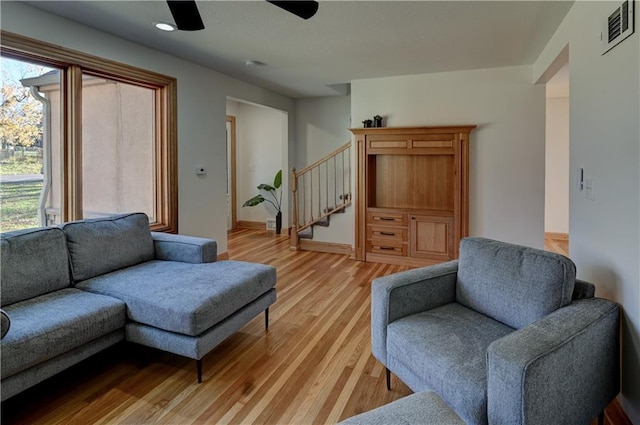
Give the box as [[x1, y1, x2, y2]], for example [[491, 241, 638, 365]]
[[291, 142, 352, 249]]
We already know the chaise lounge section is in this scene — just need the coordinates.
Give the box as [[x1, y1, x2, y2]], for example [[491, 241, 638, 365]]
[[1, 212, 276, 400]]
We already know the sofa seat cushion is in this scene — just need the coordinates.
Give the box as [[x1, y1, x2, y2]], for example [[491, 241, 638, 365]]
[[1, 288, 125, 378], [76, 260, 277, 336], [387, 303, 513, 425]]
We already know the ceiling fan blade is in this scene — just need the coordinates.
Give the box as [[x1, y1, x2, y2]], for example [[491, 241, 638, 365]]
[[266, 1, 319, 20], [167, 0, 205, 31]]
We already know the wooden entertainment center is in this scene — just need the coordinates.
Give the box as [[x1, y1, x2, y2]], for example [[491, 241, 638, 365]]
[[351, 126, 475, 267]]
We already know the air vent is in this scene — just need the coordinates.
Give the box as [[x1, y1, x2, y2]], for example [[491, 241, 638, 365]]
[[602, 0, 635, 55]]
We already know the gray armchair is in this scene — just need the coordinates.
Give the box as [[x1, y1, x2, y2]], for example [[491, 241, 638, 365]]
[[372, 237, 620, 425]]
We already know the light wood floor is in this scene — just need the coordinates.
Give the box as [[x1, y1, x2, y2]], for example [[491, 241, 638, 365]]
[[2, 230, 626, 424], [544, 235, 569, 257], [2, 229, 413, 424]]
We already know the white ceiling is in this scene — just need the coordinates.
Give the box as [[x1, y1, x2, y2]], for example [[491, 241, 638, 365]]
[[22, 0, 574, 98]]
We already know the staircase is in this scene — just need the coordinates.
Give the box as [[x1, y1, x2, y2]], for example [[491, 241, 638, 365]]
[[291, 142, 351, 250]]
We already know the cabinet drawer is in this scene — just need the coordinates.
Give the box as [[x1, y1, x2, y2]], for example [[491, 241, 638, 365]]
[[367, 226, 407, 242], [366, 134, 409, 151], [367, 241, 407, 257], [367, 211, 407, 226], [366, 134, 455, 154], [410, 134, 454, 150]]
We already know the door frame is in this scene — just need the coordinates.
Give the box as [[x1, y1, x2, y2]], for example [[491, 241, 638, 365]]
[[226, 115, 237, 230]]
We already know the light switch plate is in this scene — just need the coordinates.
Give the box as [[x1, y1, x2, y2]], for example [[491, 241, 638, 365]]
[[585, 179, 595, 201]]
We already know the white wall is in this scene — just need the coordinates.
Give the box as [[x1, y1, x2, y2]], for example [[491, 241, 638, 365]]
[[352, 65, 546, 248], [228, 99, 288, 226], [294, 96, 353, 245], [535, 2, 640, 421], [1, 1, 295, 254], [295, 96, 352, 165], [545, 96, 569, 234]]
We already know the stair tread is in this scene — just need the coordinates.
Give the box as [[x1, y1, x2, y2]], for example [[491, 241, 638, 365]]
[[300, 205, 351, 240], [316, 217, 330, 227], [324, 205, 346, 214], [298, 227, 313, 239]]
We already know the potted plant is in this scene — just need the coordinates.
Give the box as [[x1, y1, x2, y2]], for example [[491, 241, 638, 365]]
[[242, 169, 283, 234]]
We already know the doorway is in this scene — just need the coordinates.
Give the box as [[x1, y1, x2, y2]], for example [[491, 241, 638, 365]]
[[226, 98, 288, 231], [226, 115, 237, 231], [544, 57, 570, 256]]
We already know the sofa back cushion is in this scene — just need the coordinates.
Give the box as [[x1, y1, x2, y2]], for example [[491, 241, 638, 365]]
[[62, 213, 155, 282], [456, 237, 576, 329], [1, 227, 71, 306]]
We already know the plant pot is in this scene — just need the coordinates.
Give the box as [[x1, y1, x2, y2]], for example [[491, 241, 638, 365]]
[[276, 211, 282, 235]]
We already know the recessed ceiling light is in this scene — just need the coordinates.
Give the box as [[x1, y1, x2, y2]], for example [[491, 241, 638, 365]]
[[245, 60, 266, 67], [154, 22, 176, 32]]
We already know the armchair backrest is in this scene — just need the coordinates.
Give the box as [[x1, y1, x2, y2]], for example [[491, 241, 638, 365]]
[[456, 237, 576, 329]]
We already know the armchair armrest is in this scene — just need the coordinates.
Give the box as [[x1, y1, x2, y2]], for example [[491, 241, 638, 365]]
[[371, 260, 458, 365], [487, 298, 620, 425], [151, 232, 217, 264]]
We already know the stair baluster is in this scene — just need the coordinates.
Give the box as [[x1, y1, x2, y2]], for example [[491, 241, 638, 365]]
[[290, 142, 352, 249]]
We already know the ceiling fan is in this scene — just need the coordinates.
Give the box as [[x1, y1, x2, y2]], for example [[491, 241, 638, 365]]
[[166, 0, 319, 31]]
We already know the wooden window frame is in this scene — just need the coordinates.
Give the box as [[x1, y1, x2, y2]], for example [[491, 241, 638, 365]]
[[0, 31, 178, 232]]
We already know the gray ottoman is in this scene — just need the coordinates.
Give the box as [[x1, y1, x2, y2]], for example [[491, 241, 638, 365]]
[[338, 391, 464, 425]]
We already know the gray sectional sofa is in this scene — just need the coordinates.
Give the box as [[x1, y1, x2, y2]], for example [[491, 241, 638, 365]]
[[371, 237, 620, 425], [0, 213, 276, 401]]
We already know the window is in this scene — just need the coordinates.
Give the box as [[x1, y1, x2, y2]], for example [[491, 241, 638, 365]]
[[0, 57, 59, 231], [0, 31, 177, 232], [81, 74, 157, 220]]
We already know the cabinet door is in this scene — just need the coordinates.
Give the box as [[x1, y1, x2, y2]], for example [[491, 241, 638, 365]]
[[409, 215, 454, 261]]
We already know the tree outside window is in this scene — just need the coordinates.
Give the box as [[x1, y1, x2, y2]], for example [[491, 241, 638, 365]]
[[0, 57, 54, 231]]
